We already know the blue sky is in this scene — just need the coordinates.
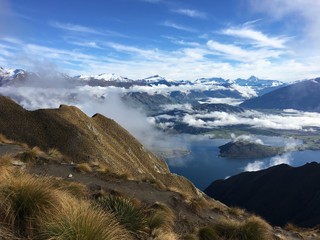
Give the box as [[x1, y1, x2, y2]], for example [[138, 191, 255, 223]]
[[0, 0, 319, 81]]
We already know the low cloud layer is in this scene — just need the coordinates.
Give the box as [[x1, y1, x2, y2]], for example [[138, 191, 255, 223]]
[[180, 110, 320, 131], [244, 153, 292, 172]]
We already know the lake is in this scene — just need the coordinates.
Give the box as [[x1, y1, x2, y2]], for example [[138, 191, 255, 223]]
[[163, 134, 320, 190]]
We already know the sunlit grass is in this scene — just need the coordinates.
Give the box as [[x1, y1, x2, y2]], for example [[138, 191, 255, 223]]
[[39, 199, 131, 240], [209, 215, 272, 240], [0, 174, 62, 238]]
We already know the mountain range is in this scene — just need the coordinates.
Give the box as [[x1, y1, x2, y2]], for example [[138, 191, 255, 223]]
[[0, 66, 284, 96]]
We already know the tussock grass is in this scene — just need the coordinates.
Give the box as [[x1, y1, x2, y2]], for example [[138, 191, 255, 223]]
[[39, 199, 131, 240], [47, 148, 64, 161], [0, 174, 62, 237], [198, 226, 220, 240], [90, 161, 109, 173], [96, 195, 147, 237], [0, 155, 16, 183], [185, 197, 208, 215], [0, 134, 14, 144], [182, 233, 198, 240], [0, 226, 21, 240], [210, 215, 272, 240], [147, 202, 175, 233], [0, 154, 13, 167], [19, 147, 44, 163], [52, 178, 88, 198], [228, 207, 247, 217], [285, 223, 305, 232], [151, 228, 179, 240], [75, 162, 93, 173]]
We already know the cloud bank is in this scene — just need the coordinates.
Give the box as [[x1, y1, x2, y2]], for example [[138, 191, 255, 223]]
[[244, 153, 292, 172]]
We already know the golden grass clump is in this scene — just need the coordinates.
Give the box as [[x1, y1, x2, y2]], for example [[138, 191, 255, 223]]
[[91, 161, 109, 173], [51, 177, 88, 198], [185, 197, 208, 215], [75, 162, 93, 173], [148, 214, 177, 239], [0, 156, 17, 184], [207, 215, 272, 240], [228, 207, 247, 217], [19, 146, 45, 163], [95, 195, 147, 238], [47, 148, 64, 161], [151, 228, 180, 240], [39, 199, 132, 240], [146, 201, 176, 238], [0, 134, 14, 144], [0, 154, 13, 167], [0, 174, 63, 238]]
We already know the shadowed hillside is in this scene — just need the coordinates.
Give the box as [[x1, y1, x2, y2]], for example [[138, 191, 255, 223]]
[[240, 78, 320, 111], [205, 162, 320, 228]]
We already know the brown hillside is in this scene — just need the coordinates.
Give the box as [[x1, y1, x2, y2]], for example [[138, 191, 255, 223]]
[[0, 95, 169, 179], [0, 95, 200, 197]]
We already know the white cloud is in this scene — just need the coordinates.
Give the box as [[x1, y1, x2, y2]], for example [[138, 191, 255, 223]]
[[232, 135, 264, 145], [50, 21, 126, 38], [207, 40, 284, 62], [244, 160, 265, 171], [162, 20, 196, 32], [249, 0, 320, 53], [50, 21, 103, 35], [182, 110, 320, 130], [172, 8, 207, 19], [0, 34, 319, 82], [221, 27, 287, 48], [244, 153, 292, 171], [198, 97, 243, 106]]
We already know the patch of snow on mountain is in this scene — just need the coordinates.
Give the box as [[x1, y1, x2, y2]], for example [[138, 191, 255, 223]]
[[76, 73, 131, 82]]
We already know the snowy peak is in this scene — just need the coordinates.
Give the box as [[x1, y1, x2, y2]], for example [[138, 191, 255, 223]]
[[143, 75, 167, 82], [0, 67, 27, 86], [235, 76, 284, 87], [76, 73, 131, 82], [195, 77, 229, 85], [0, 67, 25, 78]]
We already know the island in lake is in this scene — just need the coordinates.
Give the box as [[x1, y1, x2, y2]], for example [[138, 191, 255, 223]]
[[219, 140, 285, 159]]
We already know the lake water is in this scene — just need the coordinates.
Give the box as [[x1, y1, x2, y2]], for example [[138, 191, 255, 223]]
[[163, 134, 320, 190]]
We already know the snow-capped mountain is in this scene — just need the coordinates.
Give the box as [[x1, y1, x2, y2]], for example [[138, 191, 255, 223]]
[[0, 67, 26, 86], [143, 75, 167, 83], [235, 76, 284, 87], [136, 75, 174, 86], [75, 73, 131, 82], [194, 77, 230, 85]]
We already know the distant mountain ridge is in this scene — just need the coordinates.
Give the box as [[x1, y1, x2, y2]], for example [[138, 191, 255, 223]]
[[0, 66, 285, 91], [241, 78, 320, 112], [204, 162, 320, 227]]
